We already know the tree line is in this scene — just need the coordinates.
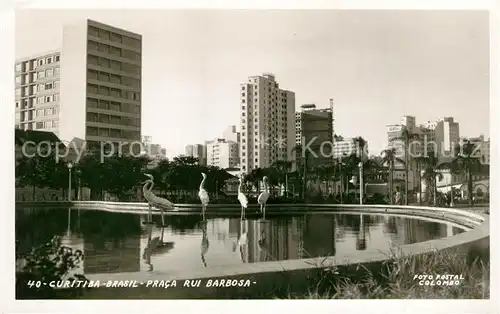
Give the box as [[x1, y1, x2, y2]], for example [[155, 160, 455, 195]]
[[16, 131, 484, 206]]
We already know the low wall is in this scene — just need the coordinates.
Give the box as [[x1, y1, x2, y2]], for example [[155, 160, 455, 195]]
[[15, 201, 488, 299], [16, 200, 486, 224]]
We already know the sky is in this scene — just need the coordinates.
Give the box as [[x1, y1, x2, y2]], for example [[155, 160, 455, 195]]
[[15, 9, 490, 157]]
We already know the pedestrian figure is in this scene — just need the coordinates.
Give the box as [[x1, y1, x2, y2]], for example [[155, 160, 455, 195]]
[[394, 186, 403, 205]]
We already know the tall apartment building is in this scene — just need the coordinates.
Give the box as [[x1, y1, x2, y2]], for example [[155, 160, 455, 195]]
[[59, 19, 142, 153], [239, 73, 295, 174], [185, 144, 207, 165], [295, 104, 333, 166], [206, 138, 239, 169], [386, 115, 460, 191], [465, 134, 490, 165], [331, 137, 364, 159], [434, 117, 460, 162], [15, 51, 61, 135]]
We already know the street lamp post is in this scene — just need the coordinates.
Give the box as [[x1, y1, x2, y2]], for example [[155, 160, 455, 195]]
[[75, 169, 82, 201], [449, 173, 454, 207], [67, 162, 73, 202], [358, 162, 364, 205]]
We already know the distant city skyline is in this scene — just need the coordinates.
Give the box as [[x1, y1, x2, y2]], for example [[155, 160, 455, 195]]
[[15, 9, 490, 157]]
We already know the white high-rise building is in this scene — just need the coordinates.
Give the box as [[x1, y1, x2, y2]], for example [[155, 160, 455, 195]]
[[332, 137, 361, 159], [15, 51, 61, 135], [239, 73, 296, 174], [434, 117, 460, 162], [206, 138, 239, 169]]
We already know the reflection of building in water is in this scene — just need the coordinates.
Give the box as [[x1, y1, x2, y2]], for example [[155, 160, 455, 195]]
[[302, 215, 335, 257], [84, 236, 140, 274], [401, 219, 448, 245], [257, 218, 302, 261], [248, 221, 261, 262], [211, 218, 230, 242], [291, 217, 304, 259]]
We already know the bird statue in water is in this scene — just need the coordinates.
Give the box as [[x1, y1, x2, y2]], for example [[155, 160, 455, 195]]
[[198, 172, 210, 220], [142, 173, 174, 226], [257, 176, 270, 220], [237, 175, 248, 219]]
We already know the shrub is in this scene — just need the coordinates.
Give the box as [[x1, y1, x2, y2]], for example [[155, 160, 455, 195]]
[[16, 236, 89, 299]]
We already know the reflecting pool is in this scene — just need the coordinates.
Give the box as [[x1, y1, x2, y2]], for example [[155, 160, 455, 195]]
[[16, 207, 465, 277]]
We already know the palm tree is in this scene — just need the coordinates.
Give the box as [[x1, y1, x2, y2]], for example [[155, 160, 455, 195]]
[[381, 148, 404, 204], [452, 140, 482, 207], [389, 126, 420, 205], [353, 136, 367, 200], [413, 156, 426, 205], [421, 155, 449, 206], [270, 160, 292, 196]]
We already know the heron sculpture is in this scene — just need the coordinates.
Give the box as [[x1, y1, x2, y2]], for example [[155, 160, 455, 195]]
[[142, 173, 175, 226]]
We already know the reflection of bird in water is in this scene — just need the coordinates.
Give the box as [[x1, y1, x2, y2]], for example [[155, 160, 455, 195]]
[[142, 173, 175, 226], [198, 173, 210, 220], [232, 218, 248, 262], [200, 220, 209, 267], [257, 176, 270, 220], [142, 224, 175, 272], [237, 175, 248, 219], [257, 224, 272, 262]]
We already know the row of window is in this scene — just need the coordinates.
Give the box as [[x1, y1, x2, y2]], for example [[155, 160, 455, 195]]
[[86, 126, 140, 139], [15, 55, 60, 73], [87, 69, 140, 88], [16, 107, 58, 122], [36, 120, 58, 129], [88, 40, 141, 62], [36, 107, 58, 117], [88, 54, 141, 75], [86, 112, 141, 127], [15, 82, 59, 98], [86, 84, 141, 101], [15, 94, 59, 110], [16, 120, 58, 131], [87, 97, 141, 114], [88, 26, 141, 49], [241, 97, 289, 104], [15, 67, 60, 85]]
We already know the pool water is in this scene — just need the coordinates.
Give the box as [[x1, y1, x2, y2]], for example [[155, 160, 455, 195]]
[[16, 208, 465, 277]]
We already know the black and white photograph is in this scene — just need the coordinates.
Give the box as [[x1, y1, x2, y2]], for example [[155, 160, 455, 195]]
[[1, 1, 497, 313]]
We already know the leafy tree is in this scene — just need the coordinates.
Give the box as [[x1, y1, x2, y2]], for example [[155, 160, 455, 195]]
[[421, 155, 449, 206], [16, 151, 67, 200], [270, 160, 292, 195], [381, 148, 404, 204], [389, 126, 420, 205], [451, 140, 482, 207], [16, 236, 88, 299]]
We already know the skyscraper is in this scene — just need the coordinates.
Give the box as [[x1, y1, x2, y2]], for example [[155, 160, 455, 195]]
[[206, 138, 239, 169], [59, 19, 142, 153], [15, 51, 61, 135], [239, 73, 296, 174], [295, 104, 334, 167], [434, 117, 460, 162]]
